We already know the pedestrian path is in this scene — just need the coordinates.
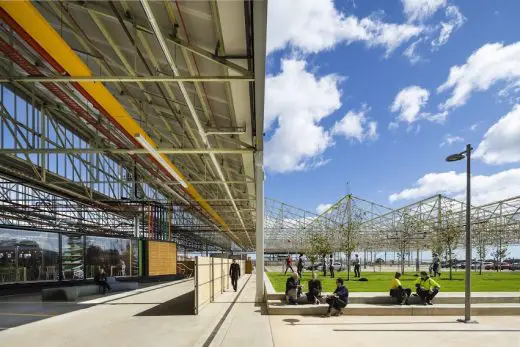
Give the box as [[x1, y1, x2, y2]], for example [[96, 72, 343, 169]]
[[0, 274, 273, 347]]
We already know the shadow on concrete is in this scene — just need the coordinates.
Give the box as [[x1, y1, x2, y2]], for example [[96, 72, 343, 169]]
[[255, 303, 269, 315], [0, 295, 95, 329], [135, 290, 195, 316], [334, 329, 520, 332], [292, 321, 462, 326]]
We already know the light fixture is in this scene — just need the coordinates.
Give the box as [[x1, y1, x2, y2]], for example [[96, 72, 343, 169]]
[[135, 133, 188, 188], [446, 153, 466, 162]]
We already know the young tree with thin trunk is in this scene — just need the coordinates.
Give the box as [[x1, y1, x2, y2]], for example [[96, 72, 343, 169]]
[[392, 210, 424, 275], [473, 221, 488, 275], [340, 206, 362, 281], [437, 208, 463, 280], [307, 233, 331, 276], [489, 224, 508, 272]]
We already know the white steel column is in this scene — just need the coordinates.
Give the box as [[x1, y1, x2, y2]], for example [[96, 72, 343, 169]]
[[253, 0, 268, 302], [255, 151, 265, 302]]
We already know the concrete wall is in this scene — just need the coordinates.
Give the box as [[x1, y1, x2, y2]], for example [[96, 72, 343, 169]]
[[194, 257, 245, 314]]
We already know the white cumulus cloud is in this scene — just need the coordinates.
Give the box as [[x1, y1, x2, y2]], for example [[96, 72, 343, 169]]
[[438, 42, 520, 111], [332, 106, 378, 142], [402, 0, 447, 22], [431, 6, 466, 49], [267, 0, 423, 55], [316, 203, 333, 214], [391, 86, 430, 124], [440, 134, 464, 147], [389, 169, 520, 205], [474, 105, 520, 165], [264, 59, 342, 173]]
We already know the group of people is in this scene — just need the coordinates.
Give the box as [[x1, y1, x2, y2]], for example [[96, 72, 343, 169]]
[[390, 271, 441, 305], [285, 272, 349, 317], [284, 269, 441, 316], [283, 253, 362, 279]]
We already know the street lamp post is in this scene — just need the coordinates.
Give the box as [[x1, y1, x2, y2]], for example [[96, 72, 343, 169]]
[[446, 144, 476, 323]]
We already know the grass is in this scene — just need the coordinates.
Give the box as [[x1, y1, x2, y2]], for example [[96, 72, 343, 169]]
[[266, 270, 520, 293]]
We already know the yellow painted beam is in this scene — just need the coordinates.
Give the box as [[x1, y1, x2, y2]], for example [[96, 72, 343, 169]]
[[0, 1, 228, 230]]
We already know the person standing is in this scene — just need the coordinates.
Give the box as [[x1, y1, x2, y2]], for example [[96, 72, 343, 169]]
[[432, 253, 441, 277], [229, 259, 241, 292], [329, 254, 335, 278], [353, 254, 361, 278], [284, 255, 294, 275], [322, 255, 327, 277], [297, 253, 304, 278]]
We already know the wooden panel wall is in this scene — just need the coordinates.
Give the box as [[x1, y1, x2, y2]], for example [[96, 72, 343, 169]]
[[148, 241, 177, 276]]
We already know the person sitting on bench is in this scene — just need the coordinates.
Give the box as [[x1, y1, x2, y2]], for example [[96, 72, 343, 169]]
[[390, 272, 411, 305], [285, 272, 302, 305], [306, 272, 322, 304], [94, 266, 111, 294], [323, 278, 348, 317], [415, 271, 441, 305]]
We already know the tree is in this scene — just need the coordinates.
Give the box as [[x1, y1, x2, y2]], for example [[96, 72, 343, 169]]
[[340, 205, 362, 281], [307, 233, 331, 276], [437, 208, 464, 280], [473, 221, 488, 275], [489, 224, 508, 272], [391, 210, 424, 275]]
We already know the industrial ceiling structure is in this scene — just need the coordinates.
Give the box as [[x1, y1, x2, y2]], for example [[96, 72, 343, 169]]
[[264, 194, 520, 254], [0, 0, 267, 252]]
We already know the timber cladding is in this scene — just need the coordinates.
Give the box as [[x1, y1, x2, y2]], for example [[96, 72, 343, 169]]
[[148, 241, 177, 276]]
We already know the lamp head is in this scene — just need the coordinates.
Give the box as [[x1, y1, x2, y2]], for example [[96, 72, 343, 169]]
[[446, 153, 465, 162]]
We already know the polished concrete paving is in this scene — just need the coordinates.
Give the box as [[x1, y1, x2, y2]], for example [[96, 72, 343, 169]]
[[270, 315, 520, 347], [0, 275, 273, 347], [1, 274, 520, 346]]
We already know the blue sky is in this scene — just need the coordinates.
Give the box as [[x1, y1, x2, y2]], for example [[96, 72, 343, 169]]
[[264, 0, 520, 216]]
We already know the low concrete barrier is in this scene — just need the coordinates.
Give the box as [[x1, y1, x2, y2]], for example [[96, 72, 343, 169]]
[[42, 278, 138, 301], [267, 302, 520, 316]]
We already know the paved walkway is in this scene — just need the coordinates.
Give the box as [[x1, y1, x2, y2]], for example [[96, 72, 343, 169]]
[[2, 274, 520, 346], [0, 274, 273, 347], [270, 315, 520, 346]]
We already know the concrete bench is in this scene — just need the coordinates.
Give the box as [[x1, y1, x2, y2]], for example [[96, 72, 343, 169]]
[[267, 292, 520, 305], [42, 277, 138, 301], [267, 301, 520, 316]]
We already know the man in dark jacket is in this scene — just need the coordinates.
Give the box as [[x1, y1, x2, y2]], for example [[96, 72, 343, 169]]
[[306, 272, 322, 304], [285, 272, 302, 304], [329, 254, 335, 278], [229, 259, 241, 292], [297, 253, 304, 278], [323, 278, 348, 317], [94, 267, 111, 294]]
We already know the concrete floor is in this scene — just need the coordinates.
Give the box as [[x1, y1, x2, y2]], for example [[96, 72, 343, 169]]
[[270, 315, 520, 347], [1, 274, 520, 346], [0, 275, 273, 347]]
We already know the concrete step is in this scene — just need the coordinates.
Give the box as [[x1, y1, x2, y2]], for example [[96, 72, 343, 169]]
[[267, 302, 520, 316], [267, 292, 520, 305]]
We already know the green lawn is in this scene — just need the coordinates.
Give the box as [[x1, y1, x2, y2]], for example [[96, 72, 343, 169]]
[[266, 270, 520, 292]]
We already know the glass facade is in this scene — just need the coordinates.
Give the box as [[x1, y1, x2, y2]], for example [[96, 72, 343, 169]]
[[62, 234, 84, 280], [0, 229, 59, 283], [0, 228, 137, 284], [85, 236, 137, 278]]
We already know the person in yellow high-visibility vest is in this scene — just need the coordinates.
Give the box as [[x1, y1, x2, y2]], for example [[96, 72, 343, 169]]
[[415, 271, 441, 305], [390, 272, 411, 305]]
